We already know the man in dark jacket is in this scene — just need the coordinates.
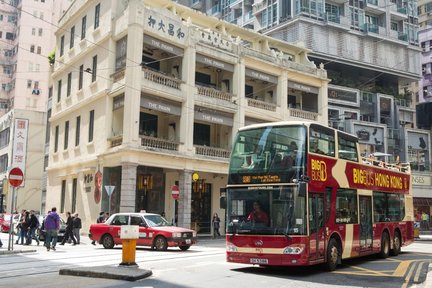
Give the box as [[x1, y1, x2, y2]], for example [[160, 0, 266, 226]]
[[60, 211, 77, 245], [72, 213, 82, 244], [25, 210, 40, 245]]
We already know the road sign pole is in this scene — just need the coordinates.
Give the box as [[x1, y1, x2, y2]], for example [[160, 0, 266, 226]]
[[8, 186, 15, 251]]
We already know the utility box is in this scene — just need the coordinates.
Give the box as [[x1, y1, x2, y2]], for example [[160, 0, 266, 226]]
[[120, 225, 139, 239]]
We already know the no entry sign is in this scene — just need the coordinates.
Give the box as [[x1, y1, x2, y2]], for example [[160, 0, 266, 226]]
[[8, 167, 24, 187], [171, 185, 180, 200]]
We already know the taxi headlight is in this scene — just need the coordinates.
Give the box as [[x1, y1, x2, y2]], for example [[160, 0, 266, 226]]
[[192, 231, 197, 237], [173, 232, 182, 238], [283, 244, 305, 254]]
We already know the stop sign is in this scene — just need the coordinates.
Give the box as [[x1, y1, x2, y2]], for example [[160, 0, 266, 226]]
[[8, 167, 24, 187], [171, 185, 180, 200]]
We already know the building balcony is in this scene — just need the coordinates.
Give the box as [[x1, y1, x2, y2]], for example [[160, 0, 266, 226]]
[[196, 84, 235, 102], [362, 0, 386, 15], [229, 0, 242, 9], [206, 4, 221, 17], [141, 135, 179, 151], [390, 5, 408, 21], [142, 67, 182, 90], [194, 145, 230, 159], [246, 98, 277, 111], [191, 0, 202, 10], [363, 23, 379, 34], [324, 13, 351, 30], [252, 1, 266, 15], [289, 108, 318, 121]]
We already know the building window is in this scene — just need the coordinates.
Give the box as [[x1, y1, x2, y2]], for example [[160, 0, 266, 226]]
[[45, 109, 51, 144], [67, 72, 72, 96], [0, 154, 8, 173], [81, 15, 86, 40], [78, 65, 83, 90], [0, 128, 10, 148], [5, 32, 15, 40], [48, 86, 53, 99], [72, 178, 77, 212], [61, 179, 66, 213], [32, 28, 36, 35], [70, 25, 75, 48], [57, 79, 62, 102], [34, 81, 39, 89], [92, 55, 97, 82], [89, 110, 94, 142], [37, 46, 41, 54], [54, 125, 59, 152], [60, 35, 64, 56], [30, 45, 35, 53], [64, 121, 69, 149], [38, 28, 43, 36], [94, 3, 100, 29], [75, 116, 80, 146], [27, 80, 32, 88]]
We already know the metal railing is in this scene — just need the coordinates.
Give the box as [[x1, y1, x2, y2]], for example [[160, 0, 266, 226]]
[[289, 108, 318, 121]]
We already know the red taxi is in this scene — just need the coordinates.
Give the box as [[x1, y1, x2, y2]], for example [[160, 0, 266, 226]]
[[89, 212, 197, 251], [0, 213, 19, 233]]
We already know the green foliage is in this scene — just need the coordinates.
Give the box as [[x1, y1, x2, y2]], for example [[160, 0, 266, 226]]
[[48, 49, 56, 66]]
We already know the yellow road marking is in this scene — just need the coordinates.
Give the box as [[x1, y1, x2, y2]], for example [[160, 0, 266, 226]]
[[393, 260, 414, 277], [401, 262, 417, 288], [334, 265, 394, 277]]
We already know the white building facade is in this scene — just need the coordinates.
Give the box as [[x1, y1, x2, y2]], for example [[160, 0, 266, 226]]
[[47, 0, 329, 234]]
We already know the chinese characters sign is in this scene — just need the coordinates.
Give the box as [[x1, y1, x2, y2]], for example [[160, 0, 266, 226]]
[[12, 118, 29, 176]]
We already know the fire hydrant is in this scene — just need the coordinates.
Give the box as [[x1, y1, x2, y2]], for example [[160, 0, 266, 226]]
[[119, 225, 139, 266]]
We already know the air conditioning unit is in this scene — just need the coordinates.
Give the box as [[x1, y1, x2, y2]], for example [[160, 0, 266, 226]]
[[32, 89, 40, 95]]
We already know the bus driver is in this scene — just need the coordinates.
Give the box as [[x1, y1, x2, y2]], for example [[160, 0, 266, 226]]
[[247, 201, 269, 226]]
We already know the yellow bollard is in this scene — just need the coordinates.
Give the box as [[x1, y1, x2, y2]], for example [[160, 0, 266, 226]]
[[121, 239, 137, 266], [119, 225, 139, 266]]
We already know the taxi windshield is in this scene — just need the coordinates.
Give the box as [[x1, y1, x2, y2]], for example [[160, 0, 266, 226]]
[[144, 214, 170, 227]]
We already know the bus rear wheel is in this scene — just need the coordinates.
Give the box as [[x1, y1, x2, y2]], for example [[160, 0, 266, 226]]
[[379, 232, 390, 258], [390, 231, 401, 256], [326, 238, 340, 271]]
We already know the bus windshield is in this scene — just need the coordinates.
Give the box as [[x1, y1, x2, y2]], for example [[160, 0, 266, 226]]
[[228, 125, 307, 184], [226, 186, 307, 236]]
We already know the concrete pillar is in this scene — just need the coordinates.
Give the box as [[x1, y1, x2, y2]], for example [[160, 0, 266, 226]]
[[232, 58, 245, 142], [177, 170, 192, 228], [122, 0, 144, 146], [279, 71, 288, 120], [120, 162, 138, 212], [179, 45, 196, 155]]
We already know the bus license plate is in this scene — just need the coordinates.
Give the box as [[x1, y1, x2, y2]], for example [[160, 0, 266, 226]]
[[250, 258, 268, 264]]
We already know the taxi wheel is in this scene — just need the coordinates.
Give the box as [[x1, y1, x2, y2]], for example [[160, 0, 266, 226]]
[[102, 234, 114, 249], [179, 245, 190, 251], [379, 232, 390, 258], [154, 236, 168, 251]]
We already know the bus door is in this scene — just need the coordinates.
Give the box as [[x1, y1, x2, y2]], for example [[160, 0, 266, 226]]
[[359, 196, 373, 251], [308, 193, 325, 262]]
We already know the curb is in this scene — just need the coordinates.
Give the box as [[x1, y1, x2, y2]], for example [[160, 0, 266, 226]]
[[59, 265, 152, 281], [0, 249, 37, 255]]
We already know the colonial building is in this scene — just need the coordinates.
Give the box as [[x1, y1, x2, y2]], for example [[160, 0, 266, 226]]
[[47, 0, 329, 234]]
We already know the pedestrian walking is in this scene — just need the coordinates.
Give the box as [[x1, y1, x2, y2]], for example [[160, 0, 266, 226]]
[[18, 211, 30, 245], [44, 207, 60, 251], [72, 213, 82, 244], [25, 210, 40, 245], [91, 212, 106, 245], [60, 212, 77, 245], [15, 210, 26, 244], [212, 213, 221, 238]]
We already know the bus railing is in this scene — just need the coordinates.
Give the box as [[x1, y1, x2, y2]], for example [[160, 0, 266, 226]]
[[361, 157, 411, 173]]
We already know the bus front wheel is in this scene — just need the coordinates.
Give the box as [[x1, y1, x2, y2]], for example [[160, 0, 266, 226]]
[[326, 238, 340, 271], [379, 232, 390, 258]]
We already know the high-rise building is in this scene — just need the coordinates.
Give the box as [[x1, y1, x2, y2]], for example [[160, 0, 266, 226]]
[[0, 0, 71, 213], [185, 0, 432, 218]]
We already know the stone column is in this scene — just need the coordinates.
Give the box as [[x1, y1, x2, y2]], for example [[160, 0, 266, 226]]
[[279, 71, 288, 119], [232, 58, 245, 141], [119, 162, 138, 212], [177, 170, 192, 228]]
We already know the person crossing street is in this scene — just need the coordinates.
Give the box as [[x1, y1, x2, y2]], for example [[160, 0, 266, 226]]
[[60, 212, 77, 246]]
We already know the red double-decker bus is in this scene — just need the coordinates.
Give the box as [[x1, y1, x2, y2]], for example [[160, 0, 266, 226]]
[[226, 121, 413, 271]]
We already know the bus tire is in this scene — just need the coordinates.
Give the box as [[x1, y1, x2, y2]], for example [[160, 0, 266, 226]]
[[390, 231, 401, 256], [379, 232, 390, 258], [326, 238, 340, 271]]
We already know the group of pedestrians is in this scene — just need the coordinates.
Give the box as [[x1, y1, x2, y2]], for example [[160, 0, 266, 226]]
[[15, 209, 40, 246], [60, 211, 82, 245]]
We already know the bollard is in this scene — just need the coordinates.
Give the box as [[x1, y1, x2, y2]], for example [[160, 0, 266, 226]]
[[119, 225, 139, 266]]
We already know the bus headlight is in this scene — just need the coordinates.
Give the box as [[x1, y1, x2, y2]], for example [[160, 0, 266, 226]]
[[283, 244, 305, 254], [227, 244, 238, 252]]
